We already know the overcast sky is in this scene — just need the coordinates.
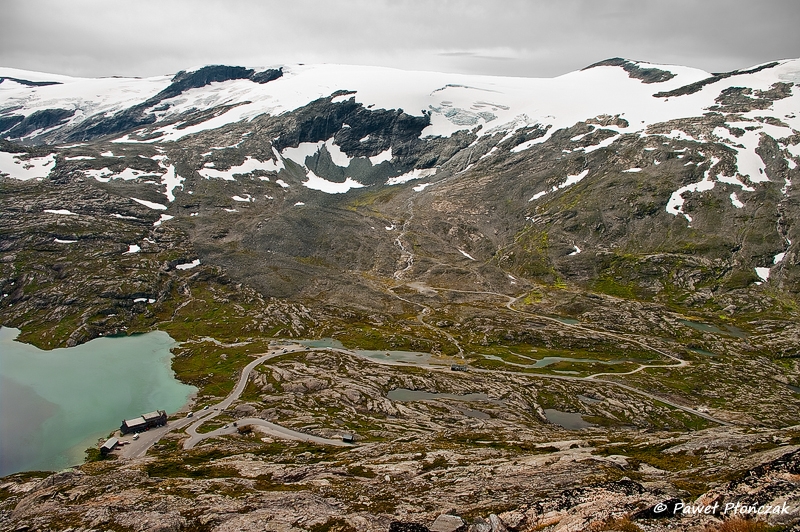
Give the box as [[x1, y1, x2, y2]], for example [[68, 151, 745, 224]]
[[2, 0, 799, 79]]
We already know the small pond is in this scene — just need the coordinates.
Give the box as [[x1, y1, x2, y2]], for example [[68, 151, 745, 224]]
[[543, 409, 594, 430], [388, 388, 503, 419], [679, 320, 748, 338]]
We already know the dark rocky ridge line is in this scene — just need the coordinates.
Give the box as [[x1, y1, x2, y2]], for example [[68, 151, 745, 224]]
[[583, 57, 677, 84], [0, 76, 61, 87], [653, 61, 782, 98]]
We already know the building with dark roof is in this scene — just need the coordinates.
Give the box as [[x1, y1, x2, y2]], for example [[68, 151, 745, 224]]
[[100, 437, 119, 455], [120, 410, 167, 434]]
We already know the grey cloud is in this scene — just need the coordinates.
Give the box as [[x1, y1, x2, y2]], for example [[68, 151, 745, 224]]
[[0, 0, 798, 79]]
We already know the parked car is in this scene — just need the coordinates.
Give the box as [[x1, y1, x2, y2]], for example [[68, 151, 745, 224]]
[[132, 433, 140, 440]]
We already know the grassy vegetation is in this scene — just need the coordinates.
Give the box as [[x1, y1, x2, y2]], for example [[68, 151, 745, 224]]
[[709, 519, 787, 532], [308, 518, 357, 532], [84, 447, 115, 463], [194, 419, 232, 434], [594, 441, 703, 472]]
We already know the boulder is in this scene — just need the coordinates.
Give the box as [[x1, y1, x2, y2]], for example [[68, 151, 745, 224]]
[[430, 514, 465, 532]]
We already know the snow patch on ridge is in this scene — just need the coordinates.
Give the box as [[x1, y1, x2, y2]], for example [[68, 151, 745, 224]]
[[132, 197, 167, 210], [303, 170, 364, 194], [200, 156, 281, 180], [529, 169, 590, 201], [161, 164, 184, 201], [0, 153, 55, 180], [154, 214, 173, 226], [176, 259, 200, 270], [386, 168, 437, 185], [369, 147, 392, 165], [458, 249, 476, 260]]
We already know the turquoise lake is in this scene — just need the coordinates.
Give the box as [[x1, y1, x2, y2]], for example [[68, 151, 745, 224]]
[[0, 327, 195, 476]]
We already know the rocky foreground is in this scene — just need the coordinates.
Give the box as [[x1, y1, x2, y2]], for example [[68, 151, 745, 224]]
[[2, 420, 799, 532]]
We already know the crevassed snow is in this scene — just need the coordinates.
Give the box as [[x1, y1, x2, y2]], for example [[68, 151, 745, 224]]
[[303, 170, 364, 193], [730, 192, 744, 208], [54, 238, 77, 244], [0, 152, 55, 180], [7, 59, 800, 187], [132, 197, 167, 210], [44, 208, 78, 215], [125, 244, 141, 254], [0, 67, 171, 140], [176, 259, 200, 270], [386, 168, 437, 185], [153, 214, 174, 226], [755, 267, 770, 282], [369, 147, 392, 165]]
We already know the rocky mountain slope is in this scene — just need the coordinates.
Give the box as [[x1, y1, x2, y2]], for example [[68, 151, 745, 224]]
[[2, 58, 800, 530], [2, 59, 799, 322]]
